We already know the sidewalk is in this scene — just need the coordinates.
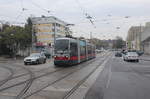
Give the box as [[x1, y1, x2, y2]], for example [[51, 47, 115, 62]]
[[139, 54, 150, 61], [0, 56, 24, 61]]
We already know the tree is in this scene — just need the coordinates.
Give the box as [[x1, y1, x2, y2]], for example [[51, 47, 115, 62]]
[[0, 18, 32, 56], [24, 18, 32, 45], [89, 38, 109, 49], [113, 36, 126, 49]]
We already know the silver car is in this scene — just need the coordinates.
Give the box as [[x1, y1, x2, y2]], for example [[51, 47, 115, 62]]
[[123, 52, 139, 62], [24, 53, 46, 65]]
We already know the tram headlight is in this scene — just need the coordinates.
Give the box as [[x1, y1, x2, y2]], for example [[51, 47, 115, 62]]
[[65, 55, 69, 58], [53, 55, 57, 58]]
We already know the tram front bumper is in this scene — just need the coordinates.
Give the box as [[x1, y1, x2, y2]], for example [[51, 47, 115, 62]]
[[54, 60, 78, 66]]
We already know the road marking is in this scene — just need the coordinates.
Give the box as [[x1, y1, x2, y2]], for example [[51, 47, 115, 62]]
[[106, 63, 112, 88], [67, 53, 111, 99]]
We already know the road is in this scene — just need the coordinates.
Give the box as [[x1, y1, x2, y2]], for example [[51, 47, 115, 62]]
[[0, 52, 110, 99], [85, 53, 150, 99], [0, 52, 150, 99]]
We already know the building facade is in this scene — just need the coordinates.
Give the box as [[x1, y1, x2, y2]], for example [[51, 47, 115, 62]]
[[127, 26, 144, 50], [31, 16, 69, 46], [127, 22, 150, 54], [141, 22, 150, 54]]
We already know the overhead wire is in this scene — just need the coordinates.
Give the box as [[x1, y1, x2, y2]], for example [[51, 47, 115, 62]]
[[75, 0, 86, 16], [30, 0, 51, 14], [74, 0, 96, 28], [15, 0, 23, 20], [13, 0, 27, 25], [2, 0, 53, 25]]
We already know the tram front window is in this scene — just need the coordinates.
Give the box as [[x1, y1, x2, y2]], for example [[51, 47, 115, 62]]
[[55, 40, 69, 53]]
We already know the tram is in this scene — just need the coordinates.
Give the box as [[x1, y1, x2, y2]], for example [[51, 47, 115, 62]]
[[54, 37, 96, 66]]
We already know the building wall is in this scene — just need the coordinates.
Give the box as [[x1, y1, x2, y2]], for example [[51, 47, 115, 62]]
[[31, 16, 68, 46], [127, 26, 144, 50], [141, 22, 150, 54], [127, 22, 150, 54], [143, 41, 150, 54], [34, 23, 53, 44], [141, 23, 150, 42]]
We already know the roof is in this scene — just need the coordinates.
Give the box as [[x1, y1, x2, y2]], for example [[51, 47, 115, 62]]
[[30, 16, 68, 26]]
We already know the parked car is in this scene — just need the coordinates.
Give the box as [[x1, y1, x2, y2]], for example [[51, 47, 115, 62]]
[[123, 52, 139, 62], [121, 50, 127, 55], [95, 49, 102, 53], [41, 50, 51, 58], [24, 53, 46, 65], [128, 50, 144, 56], [136, 50, 144, 56], [115, 52, 122, 57]]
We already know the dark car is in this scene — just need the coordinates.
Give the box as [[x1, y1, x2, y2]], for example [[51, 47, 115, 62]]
[[115, 52, 122, 57], [136, 51, 144, 56]]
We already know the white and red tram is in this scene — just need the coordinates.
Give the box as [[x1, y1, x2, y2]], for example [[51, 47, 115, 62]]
[[54, 37, 96, 66]]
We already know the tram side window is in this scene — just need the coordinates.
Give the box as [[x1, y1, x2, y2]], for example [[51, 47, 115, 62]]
[[80, 46, 86, 56], [70, 42, 78, 56], [88, 46, 92, 54]]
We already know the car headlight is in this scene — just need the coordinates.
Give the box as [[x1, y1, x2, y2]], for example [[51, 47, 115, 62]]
[[24, 58, 28, 61]]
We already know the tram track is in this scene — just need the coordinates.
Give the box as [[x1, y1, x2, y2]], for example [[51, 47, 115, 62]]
[[0, 66, 14, 87], [0, 52, 107, 99], [0, 65, 60, 85], [0, 64, 65, 99], [0, 58, 97, 99], [22, 54, 108, 99], [62, 53, 110, 99], [15, 67, 34, 99], [0, 66, 65, 92], [0, 52, 106, 86], [0, 59, 94, 93], [0, 65, 34, 99]]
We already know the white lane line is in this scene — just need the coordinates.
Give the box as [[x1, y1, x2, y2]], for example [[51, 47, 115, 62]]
[[67, 54, 111, 99], [106, 64, 112, 88]]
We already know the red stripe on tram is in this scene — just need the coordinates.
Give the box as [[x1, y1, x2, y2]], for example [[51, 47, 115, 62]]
[[55, 56, 69, 60]]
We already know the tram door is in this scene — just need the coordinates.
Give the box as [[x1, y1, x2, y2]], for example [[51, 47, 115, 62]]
[[70, 41, 78, 64]]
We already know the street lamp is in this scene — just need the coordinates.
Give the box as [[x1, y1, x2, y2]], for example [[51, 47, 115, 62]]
[[10, 33, 16, 59]]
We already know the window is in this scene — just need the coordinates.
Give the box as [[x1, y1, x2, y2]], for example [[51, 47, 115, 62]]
[[70, 42, 78, 56]]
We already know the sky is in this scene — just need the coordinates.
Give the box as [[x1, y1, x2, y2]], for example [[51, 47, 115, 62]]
[[0, 0, 150, 40]]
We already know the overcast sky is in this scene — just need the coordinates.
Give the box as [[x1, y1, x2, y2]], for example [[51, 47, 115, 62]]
[[0, 0, 150, 40]]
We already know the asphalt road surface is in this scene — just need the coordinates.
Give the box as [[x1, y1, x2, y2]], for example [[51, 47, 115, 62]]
[[0, 52, 109, 99], [85, 54, 150, 99]]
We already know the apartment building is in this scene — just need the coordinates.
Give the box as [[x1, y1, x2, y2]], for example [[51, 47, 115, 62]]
[[127, 22, 150, 54], [127, 26, 144, 50], [31, 16, 69, 46], [141, 22, 150, 54]]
